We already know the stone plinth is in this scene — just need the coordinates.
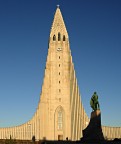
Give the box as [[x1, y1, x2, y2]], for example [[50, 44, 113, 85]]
[[81, 110, 104, 142]]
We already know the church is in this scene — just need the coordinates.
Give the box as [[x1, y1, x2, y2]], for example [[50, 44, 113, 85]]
[[0, 6, 121, 141]]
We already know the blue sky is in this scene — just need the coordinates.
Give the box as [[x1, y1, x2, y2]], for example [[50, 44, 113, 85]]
[[0, 0, 121, 127]]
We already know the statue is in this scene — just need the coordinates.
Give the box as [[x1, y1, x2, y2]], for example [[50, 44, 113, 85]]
[[82, 92, 104, 141], [90, 92, 100, 111]]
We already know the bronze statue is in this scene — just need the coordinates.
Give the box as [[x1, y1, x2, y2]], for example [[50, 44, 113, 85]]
[[90, 92, 100, 111]]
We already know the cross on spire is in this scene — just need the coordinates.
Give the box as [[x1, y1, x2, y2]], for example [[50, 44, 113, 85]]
[[57, 4, 60, 8]]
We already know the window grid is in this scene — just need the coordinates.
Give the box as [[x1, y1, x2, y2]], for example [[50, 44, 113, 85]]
[[58, 111, 63, 130]]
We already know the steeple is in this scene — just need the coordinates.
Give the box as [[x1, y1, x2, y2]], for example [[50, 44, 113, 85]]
[[50, 7, 68, 40]]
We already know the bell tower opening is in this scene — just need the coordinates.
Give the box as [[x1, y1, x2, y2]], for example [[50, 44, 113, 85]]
[[58, 32, 61, 41]]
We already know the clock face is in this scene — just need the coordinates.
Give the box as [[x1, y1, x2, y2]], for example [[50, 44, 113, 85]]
[[57, 47, 62, 51]]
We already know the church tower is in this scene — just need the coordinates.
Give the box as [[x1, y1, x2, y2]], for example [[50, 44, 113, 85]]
[[38, 6, 72, 140], [38, 6, 89, 140]]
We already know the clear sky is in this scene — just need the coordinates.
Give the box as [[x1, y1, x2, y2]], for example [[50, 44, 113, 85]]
[[0, 0, 121, 127]]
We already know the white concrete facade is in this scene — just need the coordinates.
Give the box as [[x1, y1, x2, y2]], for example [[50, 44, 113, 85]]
[[0, 7, 120, 141]]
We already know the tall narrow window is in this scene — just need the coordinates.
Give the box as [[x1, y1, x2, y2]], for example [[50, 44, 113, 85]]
[[53, 35, 56, 41], [63, 35, 65, 41], [59, 64, 60, 67], [59, 72, 60, 75], [58, 111, 63, 130], [58, 32, 61, 41], [59, 56, 60, 59]]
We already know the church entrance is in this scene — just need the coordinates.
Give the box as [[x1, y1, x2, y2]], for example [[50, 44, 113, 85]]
[[58, 135, 63, 140]]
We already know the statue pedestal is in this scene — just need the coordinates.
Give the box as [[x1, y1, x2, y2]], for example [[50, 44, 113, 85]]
[[82, 110, 104, 142]]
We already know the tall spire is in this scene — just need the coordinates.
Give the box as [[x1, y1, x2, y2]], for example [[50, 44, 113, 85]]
[[50, 7, 68, 38]]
